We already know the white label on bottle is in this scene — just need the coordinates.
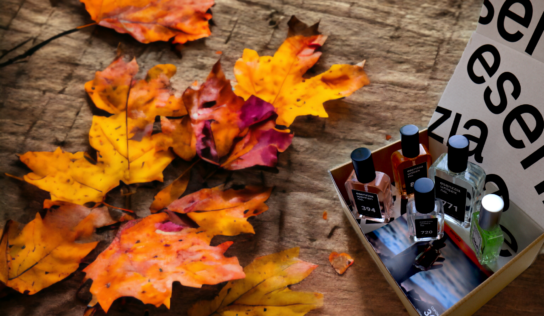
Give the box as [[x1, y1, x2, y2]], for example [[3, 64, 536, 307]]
[[472, 226, 483, 253]]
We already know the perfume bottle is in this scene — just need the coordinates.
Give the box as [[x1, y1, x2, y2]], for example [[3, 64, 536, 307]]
[[429, 135, 486, 228], [391, 125, 432, 197], [407, 178, 444, 242], [345, 148, 394, 223], [470, 194, 505, 265]]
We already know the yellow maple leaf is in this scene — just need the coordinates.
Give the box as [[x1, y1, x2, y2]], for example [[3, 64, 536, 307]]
[[0, 201, 118, 294], [233, 16, 369, 127], [89, 113, 174, 184], [189, 247, 323, 316], [19, 113, 174, 205]]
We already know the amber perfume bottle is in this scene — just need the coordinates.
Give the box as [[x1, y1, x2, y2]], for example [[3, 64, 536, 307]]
[[391, 125, 432, 197], [345, 148, 394, 223]]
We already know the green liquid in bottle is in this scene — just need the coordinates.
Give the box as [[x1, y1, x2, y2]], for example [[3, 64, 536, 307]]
[[470, 211, 504, 265]]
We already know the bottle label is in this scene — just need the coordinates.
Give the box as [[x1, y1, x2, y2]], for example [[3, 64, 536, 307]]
[[415, 218, 438, 238], [471, 226, 483, 253], [403, 162, 428, 194], [351, 190, 382, 219], [435, 177, 468, 222]]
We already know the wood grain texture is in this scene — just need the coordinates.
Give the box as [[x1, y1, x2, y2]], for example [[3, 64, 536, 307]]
[[1, 0, 543, 315]]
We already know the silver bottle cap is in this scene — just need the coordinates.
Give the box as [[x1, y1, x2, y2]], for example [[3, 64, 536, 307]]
[[478, 194, 504, 230]]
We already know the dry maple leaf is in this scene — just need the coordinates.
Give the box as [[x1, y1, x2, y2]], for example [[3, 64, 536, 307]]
[[83, 213, 245, 312], [19, 148, 122, 204], [167, 184, 272, 236], [189, 247, 323, 316], [233, 16, 370, 127], [89, 112, 175, 184], [20, 113, 174, 205], [81, 0, 214, 44], [0, 201, 117, 294], [168, 61, 292, 169], [328, 252, 354, 275], [85, 55, 186, 132]]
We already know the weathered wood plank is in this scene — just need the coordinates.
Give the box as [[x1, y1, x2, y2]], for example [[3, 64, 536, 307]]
[[1, 0, 543, 315]]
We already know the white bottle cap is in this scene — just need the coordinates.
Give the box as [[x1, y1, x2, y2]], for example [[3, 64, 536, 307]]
[[479, 194, 504, 230]]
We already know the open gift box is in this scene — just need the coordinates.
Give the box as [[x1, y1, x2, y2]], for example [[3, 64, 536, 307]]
[[329, 1, 544, 315]]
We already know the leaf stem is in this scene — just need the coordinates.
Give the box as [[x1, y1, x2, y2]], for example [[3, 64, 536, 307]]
[[0, 23, 96, 68]]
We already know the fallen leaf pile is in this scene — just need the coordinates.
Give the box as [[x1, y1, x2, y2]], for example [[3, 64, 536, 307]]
[[81, 0, 215, 44], [189, 247, 323, 316], [1, 14, 370, 313]]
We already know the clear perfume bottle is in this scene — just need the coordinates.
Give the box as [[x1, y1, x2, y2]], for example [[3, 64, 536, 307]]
[[345, 147, 394, 223], [429, 135, 486, 228], [470, 194, 505, 265], [391, 125, 432, 197], [407, 178, 445, 242]]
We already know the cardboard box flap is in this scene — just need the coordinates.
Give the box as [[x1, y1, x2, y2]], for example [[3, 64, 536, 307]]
[[428, 0, 544, 229]]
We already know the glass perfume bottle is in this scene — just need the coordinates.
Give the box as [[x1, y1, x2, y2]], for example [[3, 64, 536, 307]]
[[429, 135, 486, 228], [470, 194, 505, 265], [407, 178, 444, 242], [345, 148, 394, 223], [391, 125, 432, 197]]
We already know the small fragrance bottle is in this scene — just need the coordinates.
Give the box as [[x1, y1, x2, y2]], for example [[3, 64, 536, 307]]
[[470, 194, 504, 265], [345, 148, 394, 223], [391, 125, 432, 197], [429, 135, 486, 228], [407, 178, 444, 242]]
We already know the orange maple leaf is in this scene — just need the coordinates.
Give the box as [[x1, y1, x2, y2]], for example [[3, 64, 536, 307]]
[[81, 0, 214, 44], [329, 252, 354, 275], [167, 184, 272, 236], [83, 213, 245, 312], [85, 55, 186, 131], [0, 201, 118, 294], [165, 61, 293, 169], [233, 16, 370, 127]]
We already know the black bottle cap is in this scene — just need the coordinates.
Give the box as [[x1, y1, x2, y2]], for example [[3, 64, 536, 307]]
[[414, 178, 435, 214], [351, 148, 376, 183], [400, 124, 420, 158], [447, 135, 469, 173]]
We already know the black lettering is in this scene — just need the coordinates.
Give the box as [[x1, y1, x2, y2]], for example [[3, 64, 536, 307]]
[[521, 144, 544, 169], [428, 106, 452, 143], [483, 72, 521, 114], [503, 104, 544, 149], [485, 174, 510, 211], [497, 0, 533, 42], [535, 181, 544, 195], [499, 224, 518, 257], [449, 113, 462, 139], [479, 0, 495, 25], [467, 45, 501, 84], [526, 11, 544, 55], [463, 119, 488, 163]]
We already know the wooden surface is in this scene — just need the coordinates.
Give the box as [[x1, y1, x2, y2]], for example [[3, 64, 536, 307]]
[[1, 0, 544, 315]]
